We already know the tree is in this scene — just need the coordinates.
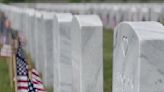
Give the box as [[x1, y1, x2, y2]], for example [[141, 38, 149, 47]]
[[69, 0, 81, 3]]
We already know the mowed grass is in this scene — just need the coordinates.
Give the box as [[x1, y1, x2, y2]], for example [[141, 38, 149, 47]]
[[0, 58, 14, 92], [103, 30, 113, 92], [0, 30, 113, 92]]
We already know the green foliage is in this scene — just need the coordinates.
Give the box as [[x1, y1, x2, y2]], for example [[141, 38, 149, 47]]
[[69, 0, 81, 3], [69, 0, 93, 3]]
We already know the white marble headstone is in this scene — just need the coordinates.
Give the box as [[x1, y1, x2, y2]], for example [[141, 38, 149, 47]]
[[23, 9, 30, 51], [42, 12, 56, 88], [29, 10, 36, 61], [34, 11, 44, 73], [138, 7, 149, 21], [108, 6, 119, 29], [53, 13, 73, 92], [150, 7, 161, 22], [26, 9, 35, 56], [113, 22, 164, 92], [71, 15, 103, 92]]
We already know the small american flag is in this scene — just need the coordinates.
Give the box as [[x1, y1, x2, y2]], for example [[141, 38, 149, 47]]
[[16, 45, 46, 92], [31, 69, 46, 92]]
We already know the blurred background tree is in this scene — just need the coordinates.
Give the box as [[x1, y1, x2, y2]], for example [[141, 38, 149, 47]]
[[69, 0, 81, 3]]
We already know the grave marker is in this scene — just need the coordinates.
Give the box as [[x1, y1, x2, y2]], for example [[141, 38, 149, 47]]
[[71, 15, 103, 92], [113, 22, 164, 92], [42, 12, 56, 88], [53, 13, 73, 92]]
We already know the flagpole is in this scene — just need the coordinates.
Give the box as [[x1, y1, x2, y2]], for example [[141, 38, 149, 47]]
[[13, 38, 18, 92], [13, 52, 17, 92], [8, 56, 13, 88], [27, 54, 32, 80]]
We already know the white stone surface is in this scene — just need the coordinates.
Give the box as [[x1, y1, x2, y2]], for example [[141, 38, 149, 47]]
[[42, 12, 56, 88], [53, 13, 73, 92], [36, 11, 49, 76], [29, 10, 36, 61], [150, 7, 161, 21], [71, 15, 103, 92], [113, 22, 164, 92], [27, 9, 35, 56], [23, 9, 30, 51], [34, 11, 44, 73]]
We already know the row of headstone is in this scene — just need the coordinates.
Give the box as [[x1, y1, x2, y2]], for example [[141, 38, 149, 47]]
[[0, 4, 103, 92], [11, 3, 164, 29]]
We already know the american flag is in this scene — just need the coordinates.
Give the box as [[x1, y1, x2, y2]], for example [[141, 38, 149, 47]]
[[31, 69, 46, 92], [16, 45, 46, 92]]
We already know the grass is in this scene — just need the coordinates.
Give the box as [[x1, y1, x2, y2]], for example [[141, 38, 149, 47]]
[[0, 30, 113, 92], [0, 58, 14, 92], [103, 30, 113, 92]]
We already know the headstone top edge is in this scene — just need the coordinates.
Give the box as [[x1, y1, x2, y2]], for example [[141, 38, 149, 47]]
[[116, 21, 164, 30], [115, 21, 164, 40], [35, 11, 42, 18], [24, 8, 35, 14], [74, 15, 103, 27], [56, 13, 72, 22], [41, 12, 55, 19]]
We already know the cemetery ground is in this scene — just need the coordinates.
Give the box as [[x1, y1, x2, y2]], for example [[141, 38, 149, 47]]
[[0, 30, 113, 92]]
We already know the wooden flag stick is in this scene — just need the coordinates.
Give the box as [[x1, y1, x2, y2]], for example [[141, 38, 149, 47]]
[[13, 51, 17, 92], [27, 53, 32, 80], [8, 57, 13, 88], [13, 38, 18, 92], [11, 38, 18, 92]]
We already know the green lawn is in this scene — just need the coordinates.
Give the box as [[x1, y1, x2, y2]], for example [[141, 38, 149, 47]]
[[0, 30, 113, 92], [0, 58, 14, 92], [104, 30, 113, 92]]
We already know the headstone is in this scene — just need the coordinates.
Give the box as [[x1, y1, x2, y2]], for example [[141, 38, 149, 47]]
[[42, 12, 56, 88], [0, 44, 12, 57], [29, 10, 36, 61], [138, 7, 149, 21], [71, 15, 103, 92], [113, 22, 164, 92], [26, 9, 35, 56], [22, 9, 30, 51], [109, 6, 119, 29], [129, 7, 139, 21], [15, 7, 23, 31], [36, 11, 47, 74], [34, 11, 44, 73], [150, 7, 161, 22], [53, 13, 73, 92]]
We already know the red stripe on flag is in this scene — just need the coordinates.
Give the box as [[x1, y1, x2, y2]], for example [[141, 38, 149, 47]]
[[32, 71, 39, 77], [33, 81, 43, 84], [17, 80, 28, 82], [18, 86, 28, 90]]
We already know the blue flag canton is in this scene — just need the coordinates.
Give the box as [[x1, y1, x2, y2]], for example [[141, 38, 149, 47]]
[[16, 46, 28, 76], [16, 46, 26, 60]]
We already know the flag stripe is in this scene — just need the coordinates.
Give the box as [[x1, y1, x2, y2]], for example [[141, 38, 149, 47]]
[[32, 69, 46, 92], [18, 86, 28, 89]]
